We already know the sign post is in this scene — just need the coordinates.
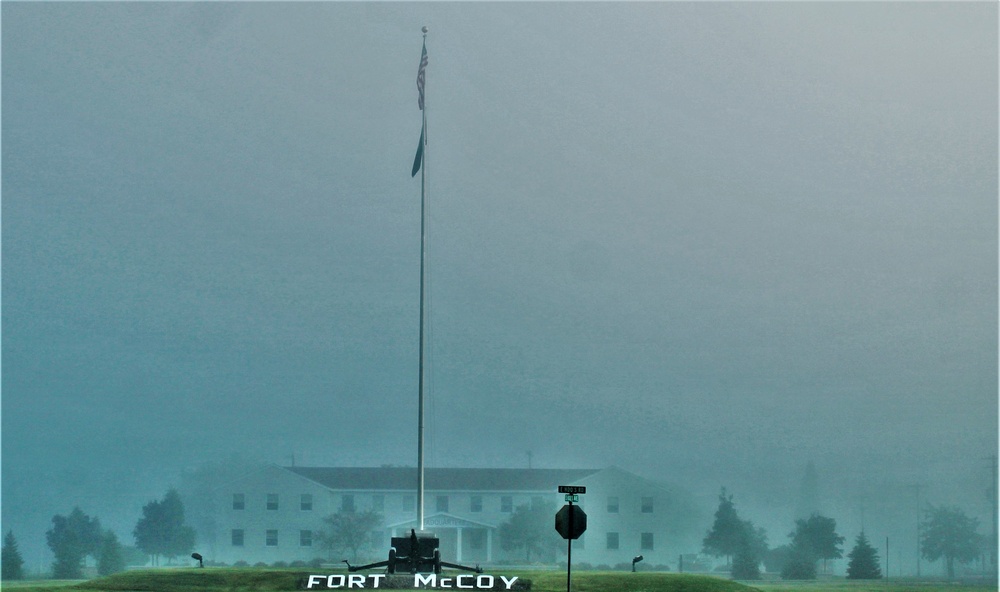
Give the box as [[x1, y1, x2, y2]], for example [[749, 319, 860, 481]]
[[555, 487, 587, 592]]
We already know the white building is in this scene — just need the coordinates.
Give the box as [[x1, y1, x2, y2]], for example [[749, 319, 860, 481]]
[[206, 465, 695, 568]]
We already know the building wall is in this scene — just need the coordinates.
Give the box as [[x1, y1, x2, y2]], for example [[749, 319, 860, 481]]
[[208, 465, 688, 569]]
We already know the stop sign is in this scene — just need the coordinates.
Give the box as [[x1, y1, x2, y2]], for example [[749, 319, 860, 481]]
[[554, 504, 587, 540]]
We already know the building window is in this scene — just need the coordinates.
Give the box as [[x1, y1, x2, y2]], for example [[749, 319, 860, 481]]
[[641, 532, 654, 550], [342, 494, 355, 513], [373, 495, 385, 512], [607, 496, 619, 513], [436, 495, 449, 512], [267, 494, 279, 511], [301, 494, 313, 511], [300, 530, 313, 547], [470, 496, 483, 513], [231, 529, 244, 546], [500, 496, 513, 513], [607, 532, 619, 550], [641, 497, 654, 513], [232, 494, 245, 510], [403, 495, 415, 512], [266, 530, 278, 547]]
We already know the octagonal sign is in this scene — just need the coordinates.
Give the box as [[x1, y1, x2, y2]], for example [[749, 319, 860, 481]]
[[554, 504, 587, 540]]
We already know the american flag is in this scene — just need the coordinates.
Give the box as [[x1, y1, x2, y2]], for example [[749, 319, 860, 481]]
[[416, 40, 428, 110]]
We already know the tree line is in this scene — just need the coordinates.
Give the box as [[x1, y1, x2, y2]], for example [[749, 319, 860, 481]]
[[700, 486, 987, 580], [1, 488, 196, 580]]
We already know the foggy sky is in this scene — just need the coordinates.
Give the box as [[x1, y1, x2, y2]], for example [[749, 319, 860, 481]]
[[2, 1, 996, 574]]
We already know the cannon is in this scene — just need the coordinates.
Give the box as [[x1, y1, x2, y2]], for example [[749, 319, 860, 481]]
[[343, 529, 482, 575]]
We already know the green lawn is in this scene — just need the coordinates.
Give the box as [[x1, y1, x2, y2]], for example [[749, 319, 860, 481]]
[[1, 569, 994, 592]]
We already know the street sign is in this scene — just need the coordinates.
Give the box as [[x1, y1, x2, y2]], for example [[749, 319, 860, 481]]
[[564, 494, 579, 503], [558, 485, 586, 495], [554, 504, 587, 540]]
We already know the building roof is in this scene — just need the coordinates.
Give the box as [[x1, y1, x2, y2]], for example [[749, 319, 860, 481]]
[[283, 466, 601, 492]]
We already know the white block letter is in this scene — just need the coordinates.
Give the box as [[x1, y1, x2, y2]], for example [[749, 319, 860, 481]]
[[328, 575, 346, 588], [476, 575, 494, 589], [307, 576, 324, 589], [414, 574, 437, 588], [348, 574, 366, 588], [500, 576, 518, 590], [370, 575, 385, 588]]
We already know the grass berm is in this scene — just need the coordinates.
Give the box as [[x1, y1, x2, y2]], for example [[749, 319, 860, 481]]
[[0, 568, 995, 592]]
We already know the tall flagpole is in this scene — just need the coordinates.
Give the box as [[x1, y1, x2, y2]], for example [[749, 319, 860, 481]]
[[416, 25, 428, 533]]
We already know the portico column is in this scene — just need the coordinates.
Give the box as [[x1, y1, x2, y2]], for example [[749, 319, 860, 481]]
[[486, 529, 493, 563], [456, 528, 463, 562]]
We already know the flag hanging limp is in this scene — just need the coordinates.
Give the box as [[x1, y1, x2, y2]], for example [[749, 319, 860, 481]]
[[416, 38, 428, 111], [411, 124, 424, 178], [412, 37, 428, 177]]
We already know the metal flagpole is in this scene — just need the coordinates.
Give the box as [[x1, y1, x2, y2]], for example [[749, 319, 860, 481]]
[[416, 25, 428, 533]]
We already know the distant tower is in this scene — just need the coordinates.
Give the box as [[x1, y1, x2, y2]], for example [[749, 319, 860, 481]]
[[794, 461, 820, 519]]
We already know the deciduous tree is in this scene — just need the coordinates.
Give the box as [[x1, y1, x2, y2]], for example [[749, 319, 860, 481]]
[[133, 489, 196, 565], [318, 510, 383, 562], [97, 531, 126, 576], [702, 488, 744, 566], [789, 514, 843, 574], [498, 501, 559, 563], [921, 505, 981, 578], [46, 507, 102, 579]]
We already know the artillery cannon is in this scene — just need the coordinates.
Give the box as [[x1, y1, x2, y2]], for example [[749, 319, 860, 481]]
[[344, 529, 483, 575]]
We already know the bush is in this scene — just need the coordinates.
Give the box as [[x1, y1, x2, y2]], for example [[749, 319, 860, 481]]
[[575, 562, 593, 571], [309, 558, 325, 568], [780, 555, 816, 580], [272, 561, 288, 568], [290, 560, 307, 567], [233, 560, 248, 567], [253, 562, 268, 567]]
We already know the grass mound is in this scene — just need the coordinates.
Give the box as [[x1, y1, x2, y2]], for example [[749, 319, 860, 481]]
[[10, 568, 761, 592], [525, 571, 760, 592]]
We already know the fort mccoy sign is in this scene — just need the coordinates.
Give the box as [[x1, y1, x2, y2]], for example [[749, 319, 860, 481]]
[[302, 574, 528, 590]]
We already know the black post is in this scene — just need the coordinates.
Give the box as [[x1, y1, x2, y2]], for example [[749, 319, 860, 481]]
[[566, 501, 573, 592]]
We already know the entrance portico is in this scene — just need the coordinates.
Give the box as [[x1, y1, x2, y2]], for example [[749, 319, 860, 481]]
[[388, 513, 495, 563]]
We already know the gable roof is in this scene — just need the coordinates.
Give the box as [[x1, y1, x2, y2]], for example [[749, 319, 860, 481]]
[[283, 466, 600, 492]]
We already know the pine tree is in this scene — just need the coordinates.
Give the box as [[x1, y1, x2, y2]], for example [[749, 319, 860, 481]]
[[846, 531, 882, 579], [2, 530, 25, 580]]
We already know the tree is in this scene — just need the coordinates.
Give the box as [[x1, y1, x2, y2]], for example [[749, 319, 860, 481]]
[[498, 500, 560, 563], [46, 507, 103, 579], [780, 547, 817, 580], [789, 514, 843, 574], [317, 510, 383, 562], [702, 488, 745, 566], [764, 544, 793, 574], [2, 530, 25, 580], [133, 489, 196, 565], [921, 505, 981, 578], [98, 531, 126, 576], [731, 520, 768, 580], [846, 531, 882, 579]]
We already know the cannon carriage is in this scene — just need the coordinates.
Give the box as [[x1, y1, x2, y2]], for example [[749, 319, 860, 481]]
[[344, 529, 483, 575]]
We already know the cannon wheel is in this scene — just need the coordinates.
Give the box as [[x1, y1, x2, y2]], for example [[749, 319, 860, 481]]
[[387, 548, 396, 574]]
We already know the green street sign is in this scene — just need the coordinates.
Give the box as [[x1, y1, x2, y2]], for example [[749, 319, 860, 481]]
[[564, 494, 579, 503]]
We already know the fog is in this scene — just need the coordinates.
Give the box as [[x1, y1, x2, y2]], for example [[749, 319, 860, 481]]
[[2, 1, 996, 578]]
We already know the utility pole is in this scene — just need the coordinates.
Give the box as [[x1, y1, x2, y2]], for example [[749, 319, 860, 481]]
[[913, 483, 923, 578], [987, 455, 997, 577]]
